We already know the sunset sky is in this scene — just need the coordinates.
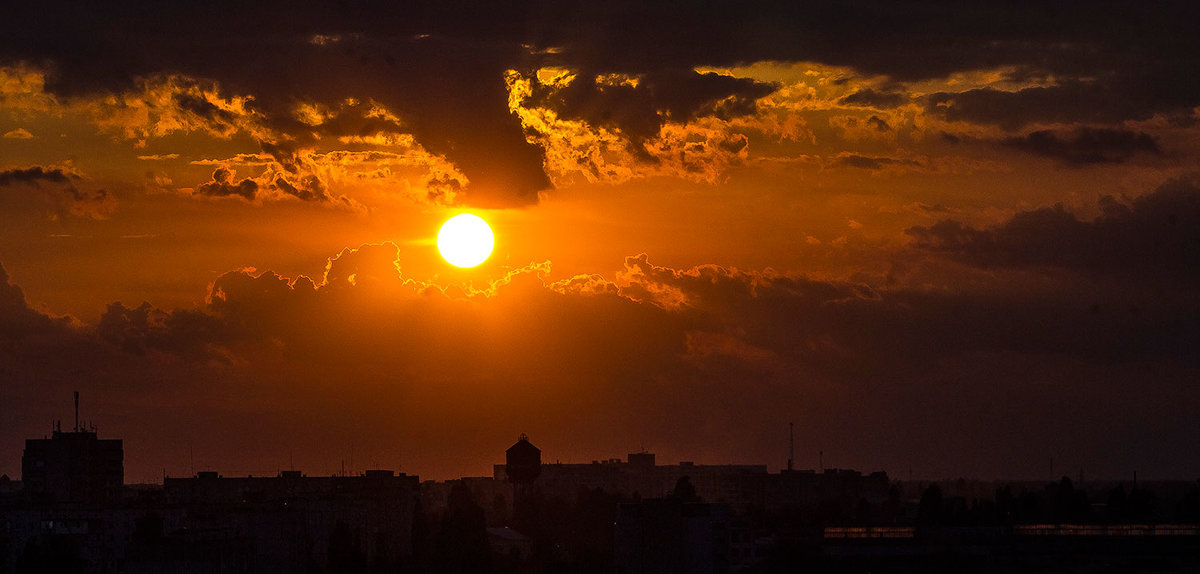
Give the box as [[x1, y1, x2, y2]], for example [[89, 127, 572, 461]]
[[2, 1, 1199, 483]]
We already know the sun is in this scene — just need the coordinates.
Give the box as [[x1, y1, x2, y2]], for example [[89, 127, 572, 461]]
[[437, 213, 495, 267]]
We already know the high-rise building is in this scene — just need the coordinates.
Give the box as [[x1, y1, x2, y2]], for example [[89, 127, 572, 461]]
[[21, 428, 124, 507], [20, 393, 123, 507]]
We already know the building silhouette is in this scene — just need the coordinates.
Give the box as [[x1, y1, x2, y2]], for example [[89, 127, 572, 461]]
[[158, 469, 420, 572], [504, 433, 541, 484], [4, 416, 1199, 573], [5, 394, 129, 572], [494, 452, 768, 504], [20, 393, 123, 507]]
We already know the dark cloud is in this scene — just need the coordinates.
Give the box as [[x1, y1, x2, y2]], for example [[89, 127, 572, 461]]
[[866, 116, 891, 132], [833, 154, 917, 170], [98, 302, 205, 356], [95, 245, 685, 386], [838, 89, 909, 109], [194, 166, 258, 200], [422, 172, 464, 204], [0, 166, 78, 187], [0, 166, 112, 218], [99, 241, 1200, 384], [923, 83, 1155, 130], [319, 243, 404, 290], [1, 7, 551, 206], [525, 69, 776, 150], [2, 238, 1198, 479], [0, 263, 68, 339], [291, 99, 407, 142], [908, 176, 1200, 280], [272, 174, 328, 202], [7, 2, 1198, 204], [616, 253, 1200, 373], [86, 249, 689, 382], [1003, 127, 1160, 165], [170, 83, 246, 134]]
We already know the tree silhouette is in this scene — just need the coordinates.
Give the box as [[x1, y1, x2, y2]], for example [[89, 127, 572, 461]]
[[1178, 481, 1200, 522], [433, 481, 490, 574], [671, 475, 699, 503], [918, 483, 944, 525], [995, 485, 1015, 524]]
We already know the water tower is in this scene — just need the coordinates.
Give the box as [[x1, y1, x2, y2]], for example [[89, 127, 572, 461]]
[[505, 433, 541, 484]]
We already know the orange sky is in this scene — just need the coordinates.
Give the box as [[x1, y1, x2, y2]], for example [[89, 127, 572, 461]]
[[2, 2, 1199, 482]]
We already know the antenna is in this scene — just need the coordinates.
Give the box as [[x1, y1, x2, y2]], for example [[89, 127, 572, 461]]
[[73, 391, 79, 432], [819, 449, 824, 472], [787, 422, 794, 472]]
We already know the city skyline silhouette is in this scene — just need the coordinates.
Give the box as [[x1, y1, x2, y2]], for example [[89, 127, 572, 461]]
[[2, 3, 1200, 570]]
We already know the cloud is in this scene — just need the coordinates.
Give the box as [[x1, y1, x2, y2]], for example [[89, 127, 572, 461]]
[[614, 253, 1200, 386], [1, 64, 502, 207], [908, 176, 1200, 281], [92, 244, 680, 386], [549, 273, 619, 296], [838, 88, 909, 108], [832, 154, 919, 171], [90, 234, 1199, 382], [1003, 127, 1161, 165], [507, 71, 762, 185], [190, 162, 366, 209], [922, 75, 1200, 130], [0, 263, 79, 345], [5, 2, 1200, 205], [319, 242, 404, 290], [272, 174, 328, 202], [3, 128, 32, 139], [194, 166, 258, 200], [84, 74, 266, 142], [0, 165, 114, 219], [97, 301, 201, 356], [0, 64, 57, 114], [0, 166, 77, 186], [521, 68, 775, 147]]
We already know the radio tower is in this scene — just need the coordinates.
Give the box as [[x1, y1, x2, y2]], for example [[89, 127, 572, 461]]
[[787, 422, 794, 472]]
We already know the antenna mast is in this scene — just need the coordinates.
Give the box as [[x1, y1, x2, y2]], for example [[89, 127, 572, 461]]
[[73, 391, 79, 432], [787, 422, 794, 472]]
